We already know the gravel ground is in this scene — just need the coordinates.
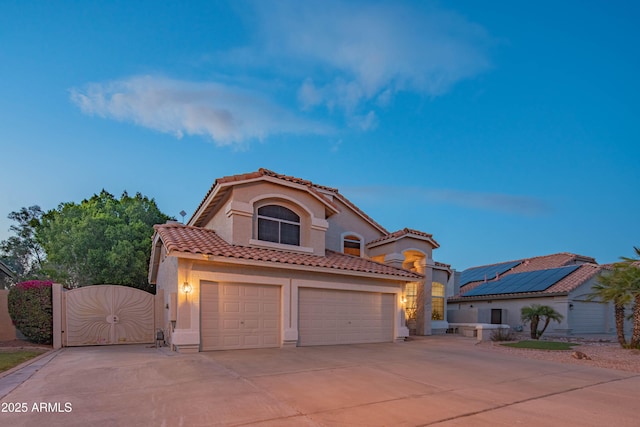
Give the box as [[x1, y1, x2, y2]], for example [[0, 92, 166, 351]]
[[477, 336, 640, 374]]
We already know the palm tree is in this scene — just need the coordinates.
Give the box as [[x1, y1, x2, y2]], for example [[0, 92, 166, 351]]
[[588, 268, 632, 347], [619, 247, 640, 347], [521, 304, 564, 339]]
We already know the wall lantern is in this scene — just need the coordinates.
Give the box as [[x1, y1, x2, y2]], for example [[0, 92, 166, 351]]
[[569, 303, 574, 310], [182, 282, 192, 294]]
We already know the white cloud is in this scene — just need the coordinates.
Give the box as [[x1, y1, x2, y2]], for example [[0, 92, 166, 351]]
[[350, 111, 378, 131], [250, 0, 492, 112], [70, 75, 331, 145], [70, 1, 492, 143]]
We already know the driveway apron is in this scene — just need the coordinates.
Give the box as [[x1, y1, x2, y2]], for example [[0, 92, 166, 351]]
[[0, 336, 638, 426]]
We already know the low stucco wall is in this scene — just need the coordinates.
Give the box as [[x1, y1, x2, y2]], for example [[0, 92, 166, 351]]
[[0, 289, 16, 341]]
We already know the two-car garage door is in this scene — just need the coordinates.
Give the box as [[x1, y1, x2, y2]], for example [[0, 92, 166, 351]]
[[298, 288, 394, 346], [200, 283, 395, 350]]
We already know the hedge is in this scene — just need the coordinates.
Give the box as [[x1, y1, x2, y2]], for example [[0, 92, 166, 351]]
[[8, 280, 53, 344]]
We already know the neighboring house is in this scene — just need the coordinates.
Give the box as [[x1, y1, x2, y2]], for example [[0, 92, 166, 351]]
[[0, 260, 16, 289], [149, 169, 451, 352], [447, 253, 619, 336]]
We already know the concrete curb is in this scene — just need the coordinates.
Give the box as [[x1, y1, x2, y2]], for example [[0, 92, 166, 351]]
[[0, 349, 60, 399], [0, 348, 53, 379]]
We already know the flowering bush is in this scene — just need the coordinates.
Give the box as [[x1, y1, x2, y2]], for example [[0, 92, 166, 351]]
[[8, 280, 53, 344]]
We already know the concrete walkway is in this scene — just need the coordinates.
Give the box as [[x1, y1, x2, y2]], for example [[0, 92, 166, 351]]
[[0, 336, 638, 426]]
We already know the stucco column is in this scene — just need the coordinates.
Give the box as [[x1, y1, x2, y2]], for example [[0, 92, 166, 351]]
[[415, 258, 434, 336], [52, 283, 62, 349], [383, 253, 405, 269]]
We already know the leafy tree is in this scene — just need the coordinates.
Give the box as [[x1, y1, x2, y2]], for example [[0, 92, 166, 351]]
[[620, 247, 640, 347], [0, 206, 46, 284], [590, 247, 640, 348], [589, 266, 634, 347], [36, 190, 171, 291], [521, 304, 564, 339]]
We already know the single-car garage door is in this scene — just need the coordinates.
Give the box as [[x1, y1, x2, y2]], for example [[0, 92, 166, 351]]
[[570, 300, 609, 334], [298, 288, 394, 346], [200, 282, 280, 351]]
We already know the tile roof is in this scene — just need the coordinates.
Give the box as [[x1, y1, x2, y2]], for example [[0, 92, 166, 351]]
[[450, 253, 602, 301], [367, 228, 440, 248], [190, 168, 388, 234], [154, 223, 423, 279]]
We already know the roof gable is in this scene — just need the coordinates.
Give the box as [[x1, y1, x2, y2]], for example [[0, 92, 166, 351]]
[[367, 228, 440, 249], [188, 169, 387, 234]]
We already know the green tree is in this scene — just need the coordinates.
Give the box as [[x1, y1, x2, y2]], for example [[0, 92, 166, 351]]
[[521, 304, 564, 339], [620, 247, 640, 347], [589, 266, 634, 347], [36, 190, 171, 291], [0, 206, 46, 284], [590, 247, 640, 348]]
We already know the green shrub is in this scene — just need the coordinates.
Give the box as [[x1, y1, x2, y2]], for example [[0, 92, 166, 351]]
[[490, 327, 516, 342], [8, 280, 53, 344]]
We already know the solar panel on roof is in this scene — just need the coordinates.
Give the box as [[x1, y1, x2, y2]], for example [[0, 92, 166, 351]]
[[463, 265, 580, 297], [460, 260, 522, 286]]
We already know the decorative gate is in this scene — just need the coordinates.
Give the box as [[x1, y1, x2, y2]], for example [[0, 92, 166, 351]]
[[65, 285, 154, 346]]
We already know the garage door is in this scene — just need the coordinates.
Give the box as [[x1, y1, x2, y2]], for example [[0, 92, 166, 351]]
[[200, 282, 280, 351], [570, 300, 609, 334], [298, 288, 394, 346]]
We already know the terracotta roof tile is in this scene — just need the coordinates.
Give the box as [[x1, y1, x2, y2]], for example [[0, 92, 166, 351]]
[[367, 228, 439, 247], [154, 223, 422, 279], [190, 168, 385, 233]]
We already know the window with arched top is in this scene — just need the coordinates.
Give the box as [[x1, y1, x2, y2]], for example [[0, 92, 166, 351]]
[[257, 205, 300, 246], [432, 282, 445, 321], [343, 234, 361, 257]]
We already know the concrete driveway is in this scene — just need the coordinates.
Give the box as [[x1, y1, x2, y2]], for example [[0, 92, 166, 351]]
[[0, 336, 638, 426]]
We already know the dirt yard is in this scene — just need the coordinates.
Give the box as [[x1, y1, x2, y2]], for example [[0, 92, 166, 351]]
[[478, 337, 640, 373]]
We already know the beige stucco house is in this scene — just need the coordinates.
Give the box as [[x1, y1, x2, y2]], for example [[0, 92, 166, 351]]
[[448, 253, 623, 336], [149, 169, 451, 352]]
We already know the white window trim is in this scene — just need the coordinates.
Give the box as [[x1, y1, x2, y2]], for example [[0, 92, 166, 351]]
[[255, 203, 302, 246], [249, 239, 314, 254]]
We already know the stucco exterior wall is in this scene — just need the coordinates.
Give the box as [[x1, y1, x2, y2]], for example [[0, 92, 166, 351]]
[[448, 296, 573, 335], [155, 255, 179, 334], [203, 182, 329, 254], [0, 289, 16, 341], [325, 197, 385, 254], [432, 269, 449, 286], [169, 256, 410, 350]]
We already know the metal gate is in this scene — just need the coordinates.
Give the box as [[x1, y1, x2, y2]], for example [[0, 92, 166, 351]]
[[64, 285, 155, 346]]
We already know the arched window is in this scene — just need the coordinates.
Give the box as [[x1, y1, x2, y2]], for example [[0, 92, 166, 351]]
[[343, 234, 361, 257], [257, 205, 300, 246], [432, 282, 445, 321]]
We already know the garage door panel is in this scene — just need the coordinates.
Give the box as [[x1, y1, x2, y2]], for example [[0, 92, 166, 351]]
[[201, 282, 281, 351], [299, 288, 394, 346]]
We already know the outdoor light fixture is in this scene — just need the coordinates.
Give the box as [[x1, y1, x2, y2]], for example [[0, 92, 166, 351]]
[[182, 282, 192, 294], [569, 303, 574, 310]]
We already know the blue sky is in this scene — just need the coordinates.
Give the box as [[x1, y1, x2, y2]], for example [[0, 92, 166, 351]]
[[1, 0, 638, 270]]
